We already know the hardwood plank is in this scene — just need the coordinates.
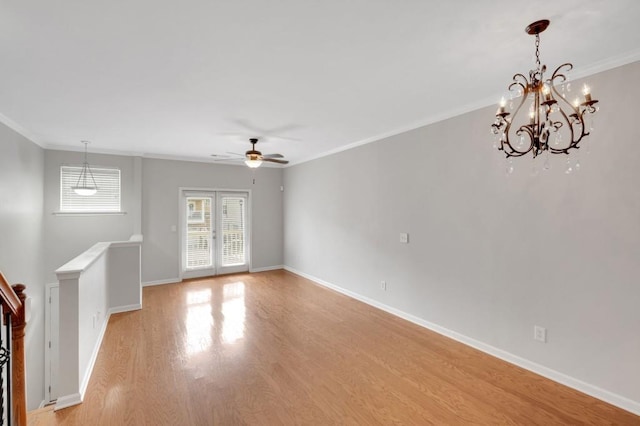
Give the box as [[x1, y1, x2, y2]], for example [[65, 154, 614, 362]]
[[29, 270, 639, 425]]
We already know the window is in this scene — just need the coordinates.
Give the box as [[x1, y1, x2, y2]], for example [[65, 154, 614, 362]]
[[187, 200, 205, 224], [60, 166, 121, 212]]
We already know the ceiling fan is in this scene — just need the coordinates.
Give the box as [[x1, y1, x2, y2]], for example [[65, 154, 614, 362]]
[[212, 138, 289, 168]]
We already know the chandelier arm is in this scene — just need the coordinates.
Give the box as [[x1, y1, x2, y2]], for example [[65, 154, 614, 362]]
[[73, 140, 98, 190], [501, 75, 532, 157], [549, 78, 574, 110], [503, 125, 535, 157], [547, 107, 578, 154], [574, 108, 591, 141], [548, 78, 588, 150], [85, 162, 98, 189], [506, 92, 527, 124], [506, 76, 529, 111], [510, 73, 529, 91], [550, 63, 573, 83], [75, 164, 88, 188]]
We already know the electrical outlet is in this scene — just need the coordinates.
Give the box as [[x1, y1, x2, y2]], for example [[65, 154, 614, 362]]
[[400, 233, 409, 243], [534, 325, 547, 343], [380, 281, 387, 291]]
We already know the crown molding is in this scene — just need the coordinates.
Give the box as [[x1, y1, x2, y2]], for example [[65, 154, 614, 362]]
[[0, 112, 46, 147], [287, 50, 640, 167]]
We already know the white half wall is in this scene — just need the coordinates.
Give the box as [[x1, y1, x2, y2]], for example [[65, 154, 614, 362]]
[[141, 159, 283, 283], [0, 121, 45, 409], [55, 235, 142, 410], [283, 62, 640, 411]]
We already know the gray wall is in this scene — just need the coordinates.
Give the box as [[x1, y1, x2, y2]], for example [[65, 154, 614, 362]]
[[0, 122, 45, 409], [141, 158, 283, 283], [43, 150, 138, 283], [283, 61, 640, 405]]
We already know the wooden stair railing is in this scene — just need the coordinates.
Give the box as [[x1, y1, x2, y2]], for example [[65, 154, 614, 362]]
[[0, 272, 27, 426]]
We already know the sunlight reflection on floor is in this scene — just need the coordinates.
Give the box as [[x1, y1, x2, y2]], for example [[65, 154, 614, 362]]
[[221, 282, 246, 344], [185, 288, 213, 355], [185, 281, 246, 357]]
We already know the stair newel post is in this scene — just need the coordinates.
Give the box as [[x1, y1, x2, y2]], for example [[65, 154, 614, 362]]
[[10, 284, 26, 426]]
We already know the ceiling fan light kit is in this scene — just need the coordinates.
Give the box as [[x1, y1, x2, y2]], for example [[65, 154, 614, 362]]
[[213, 138, 289, 168], [491, 19, 599, 174], [244, 158, 263, 168]]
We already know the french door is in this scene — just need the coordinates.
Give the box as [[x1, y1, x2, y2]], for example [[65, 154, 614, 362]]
[[181, 190, 249, 278]]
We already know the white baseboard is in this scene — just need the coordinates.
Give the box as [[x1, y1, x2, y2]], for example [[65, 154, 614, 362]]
[[142, 270, 284, 285], [249, 265, 284, 273], [109, 303, 142, 315], [142, 278, 181, 287], [54, 392, 82, 411], [283, 266, 640, 416]]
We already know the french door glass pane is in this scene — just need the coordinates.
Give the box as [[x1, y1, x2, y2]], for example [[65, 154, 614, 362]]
[[221, 197, 245, 266], [186, 197, 213, 269]]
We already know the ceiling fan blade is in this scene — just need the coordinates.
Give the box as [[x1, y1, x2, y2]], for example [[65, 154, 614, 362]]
[[262, 153, 284, 159], [262, 158, 289, 165], [211, 157, 243, 162], [211, 151, 245, 159]]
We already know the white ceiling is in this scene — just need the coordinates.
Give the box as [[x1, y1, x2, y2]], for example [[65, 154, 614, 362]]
[[1, 0, 639, 165]]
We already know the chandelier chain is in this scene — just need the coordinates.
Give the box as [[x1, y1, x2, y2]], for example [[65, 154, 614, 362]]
[[535, 33, 541, 71]]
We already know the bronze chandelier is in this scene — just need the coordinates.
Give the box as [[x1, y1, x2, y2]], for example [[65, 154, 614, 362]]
[[491, 20, 599, 168]]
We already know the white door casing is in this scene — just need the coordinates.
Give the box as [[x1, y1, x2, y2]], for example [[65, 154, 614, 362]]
[[179, 189, 250, 279]]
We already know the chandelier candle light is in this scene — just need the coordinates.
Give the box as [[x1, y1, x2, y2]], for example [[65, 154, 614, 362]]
[[72, 140, 98, 196], [491, 19, 599, 173]]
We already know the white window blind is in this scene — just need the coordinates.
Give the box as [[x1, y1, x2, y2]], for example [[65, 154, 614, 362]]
[[186, 197, 213, 269], [60, 166, 121, 212], [221, 196, 246, 266]]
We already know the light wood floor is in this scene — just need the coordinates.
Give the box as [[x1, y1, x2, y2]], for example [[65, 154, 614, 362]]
[[29, 270, 638, 425]]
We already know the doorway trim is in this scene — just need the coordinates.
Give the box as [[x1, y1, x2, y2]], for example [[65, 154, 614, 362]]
[[44, 282, 59, 405], [178, 187, 252, 280]]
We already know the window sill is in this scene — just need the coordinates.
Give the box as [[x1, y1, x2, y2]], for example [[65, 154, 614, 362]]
[[52, 211, 127, 216]]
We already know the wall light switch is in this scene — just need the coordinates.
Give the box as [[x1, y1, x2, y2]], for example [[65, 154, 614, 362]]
[[400, 233, 409, 243], [534, 325, 547, 343]]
